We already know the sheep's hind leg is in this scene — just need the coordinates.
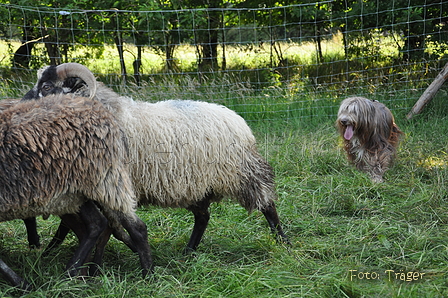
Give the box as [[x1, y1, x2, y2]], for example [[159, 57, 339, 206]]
[[65, 200, 107, 278], [261, 201, 290, 245], [44, 213, 138, 257], [43, 215, 81, 256], [89, 226, 113, 276], [185, 195, 212, 252]]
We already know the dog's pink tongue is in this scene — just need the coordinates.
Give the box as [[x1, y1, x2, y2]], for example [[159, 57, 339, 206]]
[[344, 125, 354, 140]]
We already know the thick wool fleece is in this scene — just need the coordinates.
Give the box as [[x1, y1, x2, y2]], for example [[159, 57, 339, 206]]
[[77, 83, 276, 212], [0, 95, 136, 221]]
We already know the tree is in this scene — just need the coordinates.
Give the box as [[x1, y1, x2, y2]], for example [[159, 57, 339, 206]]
[[0, 0, 108, 68], [0, 2, 46, 68], [332, 0, 448, 62]]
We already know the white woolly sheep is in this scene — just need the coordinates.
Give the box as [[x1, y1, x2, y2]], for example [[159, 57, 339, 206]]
[[0, 95, 152, 289], [22, 63, 290, 256]]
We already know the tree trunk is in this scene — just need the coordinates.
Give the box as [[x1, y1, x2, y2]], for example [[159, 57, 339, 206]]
[[12, 25, 40, 69], [45, 41, 61, 65], [133, 45, 142, 85], [315, 3, 323, 64], [221, 12, 226, 71], [39, 28, 61, 65], [165, 43, 176, 72], [198, 9, 219, 72], [13, 41, 36, 69], [114, 31, 127, 85]]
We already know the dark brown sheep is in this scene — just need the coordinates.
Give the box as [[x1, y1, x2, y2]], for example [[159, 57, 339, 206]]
[[0, 95, 152, 289]]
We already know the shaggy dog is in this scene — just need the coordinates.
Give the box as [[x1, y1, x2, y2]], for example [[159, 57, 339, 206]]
[[336, 97, 403, 182]]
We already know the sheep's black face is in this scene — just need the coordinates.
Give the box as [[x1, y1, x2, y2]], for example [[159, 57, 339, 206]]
[[22, 66, 88, 101]]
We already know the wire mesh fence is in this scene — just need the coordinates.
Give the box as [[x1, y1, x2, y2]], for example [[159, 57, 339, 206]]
[[0, 2, 447, 120]]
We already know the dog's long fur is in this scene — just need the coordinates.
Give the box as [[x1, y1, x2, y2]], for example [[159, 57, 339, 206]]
[[336, 97, 403, 182]]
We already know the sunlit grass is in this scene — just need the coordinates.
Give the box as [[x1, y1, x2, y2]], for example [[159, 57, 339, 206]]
[[419, 155, 448, 169], [0, 33, 362, 75]]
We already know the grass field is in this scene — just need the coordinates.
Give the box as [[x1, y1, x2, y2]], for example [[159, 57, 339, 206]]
[[0, 87, 446, 297]]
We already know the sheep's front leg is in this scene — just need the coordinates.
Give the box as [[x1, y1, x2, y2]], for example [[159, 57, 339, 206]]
[[185, 195, 212, 252], [23, 217, 40, 249], [0, 258, 31, 290], [261, 201, 290, 245], [65, 201, 107, 278], [117, 214, 153, 277], [89, 226, 113, 276]]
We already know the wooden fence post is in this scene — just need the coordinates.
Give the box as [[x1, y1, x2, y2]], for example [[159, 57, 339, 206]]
[[407, 62, 448, 120]]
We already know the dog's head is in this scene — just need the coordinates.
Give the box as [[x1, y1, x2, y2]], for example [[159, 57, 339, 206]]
[[337, 97, 375, 140], [336, 97, 396, 146]]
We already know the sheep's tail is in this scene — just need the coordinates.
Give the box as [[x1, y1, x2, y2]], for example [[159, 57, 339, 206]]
[[83, 118, 137, 217], [93, 163, 137, 217], [78, 125, 137, 217], [237, 148, 277, 213]]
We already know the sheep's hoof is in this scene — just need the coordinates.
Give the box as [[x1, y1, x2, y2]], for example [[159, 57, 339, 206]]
[[12, 279, 33, 292], [21, 281, 33, 292], [182, 247, 197, 256], [142, 267, 154, 278], [280, 235, 292, 246], [88, 264, 101, 277]]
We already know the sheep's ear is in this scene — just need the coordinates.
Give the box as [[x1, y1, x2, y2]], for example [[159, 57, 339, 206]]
[[63, 77, 86, 93], [55, 63, 97, 99]]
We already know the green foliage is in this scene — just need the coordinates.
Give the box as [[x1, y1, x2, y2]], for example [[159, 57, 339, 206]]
[[333, 0, 448, 62], [1, 1, 446, 72]]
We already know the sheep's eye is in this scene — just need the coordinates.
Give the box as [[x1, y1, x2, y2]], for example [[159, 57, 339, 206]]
[[43, 85, 52, 91]]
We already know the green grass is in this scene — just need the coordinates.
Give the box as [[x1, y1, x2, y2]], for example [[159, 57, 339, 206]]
[[0, 33, 447, 296], [0, 90, 447, 297]]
